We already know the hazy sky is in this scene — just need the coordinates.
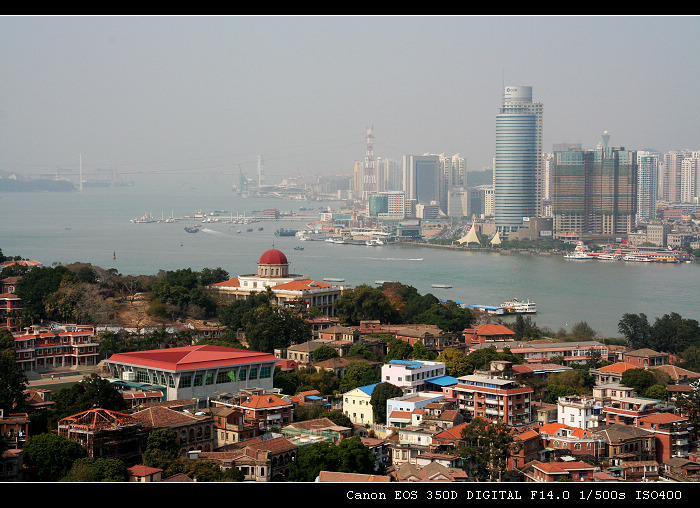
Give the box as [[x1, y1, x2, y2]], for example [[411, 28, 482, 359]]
[[1, 15, 699, 184]]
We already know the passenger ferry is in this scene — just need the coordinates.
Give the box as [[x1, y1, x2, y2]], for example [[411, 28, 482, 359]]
[[500, 298, 537, 314]]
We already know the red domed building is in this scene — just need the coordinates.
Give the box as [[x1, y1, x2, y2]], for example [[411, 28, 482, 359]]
[[211, 249, 343, 316]]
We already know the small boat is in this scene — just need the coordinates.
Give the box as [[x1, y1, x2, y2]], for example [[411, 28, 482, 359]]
[[323, 278, 345, 282], [432, 284, 452, 288], [294, 246, 304, 251], [564, 241, 592, 260], [184, 225, 200, 233]]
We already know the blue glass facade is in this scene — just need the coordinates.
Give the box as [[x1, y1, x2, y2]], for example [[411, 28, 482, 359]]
[[495, 109, 537, 233]]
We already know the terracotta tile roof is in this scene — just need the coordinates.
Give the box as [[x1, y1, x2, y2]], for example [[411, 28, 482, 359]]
[[240, 393, 291, 410], [471, 323, 515, 335], [128, 465, 162, 476], [106, 344, 277, 372], [638, 412, 688, 424], [212, 277, 240, 288], [159, 473, 195, 482], [318, 471, 391, 482], [132, 405, 205, 428], [599, 362, 637, 373], [271, 279, 336, 290]]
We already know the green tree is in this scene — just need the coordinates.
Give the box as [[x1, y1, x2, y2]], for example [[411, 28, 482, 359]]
[[338, 362, 380, 393], [570, 321, 598, 341], [460, 417, 515, 481], [61, 457, 128, 482], [15, 265, 73, 320], [334, 284, 398, 325], [22, 432, 87, 481], [621, 368, 658, 394], [312, 344, 339, 362], [411, 340, 436, 360], [242, 304, 311, 353], [436, 348, 471, 377], [413, 300, 474, 332], [287, 436, 379, 481], [53, 373, 128, 418], [369, 382, 403, 424], [324, 409, 353, 428], [618, 313, 653, 349], [143, 428, 182, 470], [384, 337, 413, 362]]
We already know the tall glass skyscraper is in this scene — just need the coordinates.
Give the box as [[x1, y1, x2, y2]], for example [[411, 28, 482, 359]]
[[494, 86, 540, 234]]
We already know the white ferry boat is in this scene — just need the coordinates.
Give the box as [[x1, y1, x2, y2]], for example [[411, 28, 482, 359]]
[[500, 298, 537, 314], [623, 252, 653, 262], [564, 241, 592, 260]]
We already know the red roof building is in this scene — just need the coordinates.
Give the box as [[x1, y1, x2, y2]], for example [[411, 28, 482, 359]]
[[104, 345, 278, 402], [210, 249, 343, 316]]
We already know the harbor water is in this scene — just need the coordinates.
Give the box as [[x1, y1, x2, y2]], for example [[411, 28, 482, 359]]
[[1, 174, 698, 338]]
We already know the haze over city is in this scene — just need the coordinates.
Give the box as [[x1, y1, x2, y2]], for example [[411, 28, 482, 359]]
[[1, 15, 699, 186]]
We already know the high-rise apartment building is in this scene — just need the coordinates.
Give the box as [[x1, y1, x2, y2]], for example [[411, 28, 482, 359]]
[[551, 143, 637, 240], [680, 155, 700, 203], [494, 86, 542, 235], [662, 150, 692, 202], [636, 151, 659, 222]]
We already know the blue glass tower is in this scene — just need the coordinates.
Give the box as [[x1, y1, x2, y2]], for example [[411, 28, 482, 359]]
[[494, 86, 539, 235]]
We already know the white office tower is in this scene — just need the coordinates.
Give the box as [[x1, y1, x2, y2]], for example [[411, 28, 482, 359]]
[[681, 155, 700, 203], [494, 86, 541, 235], [636, 151, 659, 222]]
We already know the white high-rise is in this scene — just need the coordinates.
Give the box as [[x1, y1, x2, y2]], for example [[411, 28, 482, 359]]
[[636, 151, 659, 222]]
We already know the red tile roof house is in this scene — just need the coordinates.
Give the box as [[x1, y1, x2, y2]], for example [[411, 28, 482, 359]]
[[234, 393, 294, 432], [103, 345, 278, 402], [635, 412, 692, 463], [198, 434, 298, 482], [524, 460, 598, 482], [132, 404, 216, 454], [463, 323, 515, 345]]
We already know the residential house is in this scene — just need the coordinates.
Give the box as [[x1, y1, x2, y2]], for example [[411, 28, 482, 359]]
[[636, 412, 692, 463], [343, 383, 378, 425], [453, 363, 534, 427], [132, 404, 216, 454], [524, 460, 598, 482], [537, 422, 606, 461], [381, 359, 447, 395], [618, 460, 659, 481], [0, 412, 29, 450], [592, 383, 636, 407], [662, 457, 700, 481], [281, 417, 352, 445], [592, 424, 656, 465], [210, 405, 258, 447], [590, 362, 637, 385], [469, 340, 609, 366], [386, 392, 446, 426], [317, 471, 391, 482], [391, 461, 469, 482], [557, 396, 603, 429], [23, 388, 54, 412], [127, 465, 163, 482], [202, 434, 298, 482], [462, 323, 515, 345], [623, 348, 669, 368], [360, 436, 392, 471], [602, 396, 661, 426], [234, 393, 294, 432], [509, 428, 541, 474], [531, 401, 558, 425]]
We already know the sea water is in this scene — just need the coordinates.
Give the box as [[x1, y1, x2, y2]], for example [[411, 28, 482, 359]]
[[1, 174, 698, 338]]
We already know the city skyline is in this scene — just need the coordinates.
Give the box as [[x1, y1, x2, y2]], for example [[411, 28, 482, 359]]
[[1, 16, 699, 186]]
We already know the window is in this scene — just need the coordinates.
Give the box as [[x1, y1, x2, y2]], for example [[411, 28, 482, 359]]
[[179, 375, 192, 388], [260, 366, 272, 378]]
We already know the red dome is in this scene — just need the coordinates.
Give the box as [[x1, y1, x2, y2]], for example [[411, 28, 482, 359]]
[[258, 249, 288, 265]]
